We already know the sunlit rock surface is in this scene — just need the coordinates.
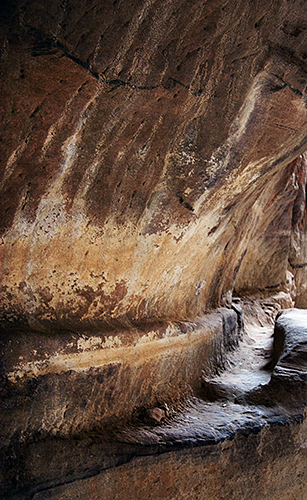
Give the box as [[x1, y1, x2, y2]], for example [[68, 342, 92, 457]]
[[1, 0, 307, 498], [1, 0, 307, 332]]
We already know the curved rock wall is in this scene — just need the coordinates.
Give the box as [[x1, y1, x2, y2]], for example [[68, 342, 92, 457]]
[[1, 2, 307, 498], [1, 0, 307, 335], [289, 153, 307, 307]]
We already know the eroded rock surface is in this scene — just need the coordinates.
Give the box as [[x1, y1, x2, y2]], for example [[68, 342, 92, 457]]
[[1, 304, 306, 500], [1, 1, 307, 499], [272, 308, 307, 368], [1, 0, 307, 334], [0, 308, 240, 450]]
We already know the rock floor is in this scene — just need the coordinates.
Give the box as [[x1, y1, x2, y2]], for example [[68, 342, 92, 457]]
[[116, 307, 280, 446], [3, 306, 307, 500]]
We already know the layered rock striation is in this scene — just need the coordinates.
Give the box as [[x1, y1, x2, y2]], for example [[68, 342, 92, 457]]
[[1, 0, 307, 334], [1, 0, 307, 498]]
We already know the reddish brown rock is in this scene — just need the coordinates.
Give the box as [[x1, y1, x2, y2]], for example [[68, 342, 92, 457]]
[[1, 0, 307, 333], [1, 1, 307, 498], [289, 154, 307, 307]]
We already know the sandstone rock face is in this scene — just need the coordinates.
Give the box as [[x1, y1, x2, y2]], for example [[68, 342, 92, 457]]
[[1, 0, 307, 334], [0, 308, 240, 449], [2, 303, 306, 500], [272, 308, 307, 368], [29, 421, 307, 500], [1, 1, 307, 499], [289, 154, 307, 307]]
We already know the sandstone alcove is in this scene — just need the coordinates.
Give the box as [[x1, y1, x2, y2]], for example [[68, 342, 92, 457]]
[[0, 0, 307, 498]]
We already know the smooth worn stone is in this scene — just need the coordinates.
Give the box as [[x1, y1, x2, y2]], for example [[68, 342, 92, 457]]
[[2, 304, 307, 500], [271, 308, 307, 369], [236, 308, 307, 411]]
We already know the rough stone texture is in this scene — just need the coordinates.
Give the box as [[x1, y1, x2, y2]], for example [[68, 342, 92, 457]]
[[1, 0, 307, 335], [29, 420, 307, 500], [0, 308, 240, 448], [1, 1, 307, 499], [289, 155, 307, 307], [1, 305, 306, 500]]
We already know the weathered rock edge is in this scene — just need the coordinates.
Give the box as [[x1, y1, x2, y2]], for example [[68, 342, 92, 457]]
[[0, 307, 240, 497], [1, 308, 306, 500]]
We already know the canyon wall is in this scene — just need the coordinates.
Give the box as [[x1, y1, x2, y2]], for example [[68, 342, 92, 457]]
[[1, 1, 307, 498], [1, 0, 307, 335]]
